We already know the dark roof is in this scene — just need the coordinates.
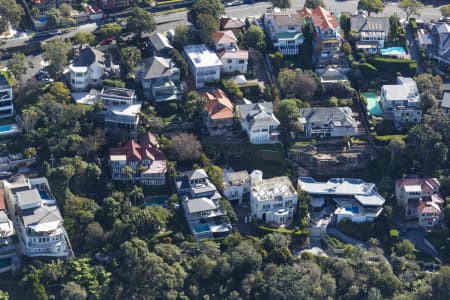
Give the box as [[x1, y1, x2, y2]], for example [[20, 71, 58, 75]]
[[136, 56, 177, 80], [72, 46, 104, 67], [350, 16, 389, 32], [149, 33, 173, 52], [300, 107, 356, 127], [0, 74, 10, 90], [185, 169, 208, 181]]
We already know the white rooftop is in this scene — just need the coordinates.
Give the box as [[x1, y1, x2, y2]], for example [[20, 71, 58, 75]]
[[382, 76, 420, 103], [404, 184, 422, 192], [184, 44, 223, 68]]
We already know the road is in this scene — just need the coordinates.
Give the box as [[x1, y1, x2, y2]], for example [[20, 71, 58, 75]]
[[1, 1, 444, 49]]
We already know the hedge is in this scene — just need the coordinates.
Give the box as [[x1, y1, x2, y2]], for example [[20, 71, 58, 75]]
[[358, 62, 378, 78], [254, 223, 309, 236], [368, 57, 417, 76]]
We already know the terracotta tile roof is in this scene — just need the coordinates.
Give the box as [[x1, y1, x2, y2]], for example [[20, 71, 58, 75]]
[[396, 178, 440, 194], [213, 31, 238, 44], [297, 7, 312, 17], [417, 201, 441, 214], [203, 89, 234, 120], [110, 132, 165, 162], [310, 6, 339, 32], [217, 48, 249, 59], [220, 17, 245, 30]]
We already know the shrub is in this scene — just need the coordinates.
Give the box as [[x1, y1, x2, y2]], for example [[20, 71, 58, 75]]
[[328, 96, 338, 107], [358, 62, 378, 78], [368, 57, 417, 76], [102, 79, 125, 88], [389, 229, 399, 241]]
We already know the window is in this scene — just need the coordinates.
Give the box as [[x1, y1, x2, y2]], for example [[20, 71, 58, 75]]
[[227, 59, 232, 63], [238, 60, 245, 64]]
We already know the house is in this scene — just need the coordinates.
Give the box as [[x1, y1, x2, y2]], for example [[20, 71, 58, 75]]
[[316, 67, 349, 87], [134, 56, 182, 103], [298, 177, 386, 223], [429, 22, 450, 67], [0, 189, 16, 273], [148, 32, 174, 57], [109, 131, 167, 186], [441, 92, 450, 114], [350, 16, 389, 53], [380, 76, 422, 129], [1, 176, 72, 258], [264, 7, 305, 55], [98, 0, 131, 11], [69, 46, 120, 92], [203, 89, 234, 136], [250, 170, 298, 226], [395, 178, 444, 229], [176, 169, 231, 239], [100, 86, 141, 132], [223, 170, 251, 205], [183, 44, 222, 88], [0, 153, 36, 172], [220, 17, 246, 33], [237, 102, 280, 144], [299, 107, 359, 138], [213, 31, 249, 74], [0, 74, 14, 119], [175, 169, 221, 200]]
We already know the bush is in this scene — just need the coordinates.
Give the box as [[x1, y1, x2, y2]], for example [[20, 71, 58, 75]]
[[389, 229, 399, 241], [358, 62, 378, 78], [337, 219, 376, 241], [368, 57, 417, 76], [102, 79, 125, 88]]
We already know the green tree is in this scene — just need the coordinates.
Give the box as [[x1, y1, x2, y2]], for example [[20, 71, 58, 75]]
[[188, 0, 224, 26], [387, 138, 405, 166], [304, 0, 324, 9], [72, 32, 95, 45], [430, 266, 450, 300], [59, 3, 72, 17], [278, 98, 301, 131], [223, 80, 243, 100], [121, 46, 142, 73], [182, 91, 204, 121], [415, 73, 443, 98], [271, 0, 291, 9], [49, 81, 72, 103], [167, 133, 202, 162], [398, 0, 424, 21], [246, 25, 266, 52], [196, 14, 219, 46], [123, 165, 133, 195], [173, 24, 194, 50], [394, 239, 416, 257], [357, 0, 384, 16], [278, 68, 298, 94], [126, 7, 156, 37], [60, 282, 87, 300], [6, 52, 26, 80], [389, 13, 400, 40], [98, 23, 122, 39], [206, 165, 224, 192], [23, 147, 37, 158], [0, 0, 24, 32], [441, 4, 450, 17], [42, 38, 71, 78], [0, 290, 8, 300], [420, 91, 437, 112], [444, 204, 450, 228], [129, 185, 144, 205]]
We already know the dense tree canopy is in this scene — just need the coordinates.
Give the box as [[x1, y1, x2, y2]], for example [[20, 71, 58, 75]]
[[246, 25, 266, 52], [271, 0, 291, 9], [0, 0, 24, 32], [42, 39, 72, 78], [304, 0, 324, 9], [126, 7, 156, 37], [188, 0, 225, 26], [357, 0, 384, 16], [398, 0, 424, 20]]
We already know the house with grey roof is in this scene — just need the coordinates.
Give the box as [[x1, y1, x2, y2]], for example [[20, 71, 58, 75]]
[[237, 102, 280, 144], [350, 16, 389, 53], [69, 45, 120, 92], [429, 22, 450, 67], [441, 92, 450, 114], [223, 169, 251, 204], [175, 169, 221, 200], [148, 32, 173, 57], [135, 56, 182, 103], [299, 107, 359, 138], [1, 176, 73, 258], [380, 76, 422, 129]]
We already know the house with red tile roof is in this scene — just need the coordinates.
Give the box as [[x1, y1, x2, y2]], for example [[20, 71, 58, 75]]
[[395, 178, 444, 228], [219, 17, 246, 34], [109, 132, 167, 185], [213, 30, 248, 74], [203, 89, 234, 136]]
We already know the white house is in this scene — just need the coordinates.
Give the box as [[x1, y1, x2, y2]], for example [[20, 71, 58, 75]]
[[380, 76, 422, 129], [213, 30, 248, 74], [0, 74, 13, 118], [298, 177, 385, 223], [0, 189, 16, 273], [100, 87, 141, 131], [250, 170, 298, 226], [350, 16, 390, 53], [264, 7, 305, 55], [299, 107, 359, 137], [184, 44, 222, 88], [1, 176, 73, 258], [237, 102, 280, 144], [223, 170, 251, 205], [395, 178, 444, 229]]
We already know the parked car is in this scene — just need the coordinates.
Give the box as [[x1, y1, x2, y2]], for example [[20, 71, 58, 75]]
[[99, 37, 113, 45], [35, 70, 53, 82]]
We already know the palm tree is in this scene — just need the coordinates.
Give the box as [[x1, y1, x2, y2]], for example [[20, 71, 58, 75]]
[[129, 185, 144, 206], [123, 165, 133, 196]]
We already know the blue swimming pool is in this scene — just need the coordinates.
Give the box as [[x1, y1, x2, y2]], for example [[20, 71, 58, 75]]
[[381, 47, 406, 56], [39, 191, 50, 200], [144, 195, 168, 207], [362, 92, 382, 116], [0, 125, 12, 133], [346, 206, 360, 214], [193, 224, 210, 233]]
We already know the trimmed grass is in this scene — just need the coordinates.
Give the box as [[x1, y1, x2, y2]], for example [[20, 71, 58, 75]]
[[293, 139, 316, 147], [255, 223, 309, 236], [375, 134, 406, 142]]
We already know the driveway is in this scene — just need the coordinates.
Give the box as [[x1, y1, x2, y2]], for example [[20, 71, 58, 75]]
[[233, 204, 259, 236], [405, 24, 424, 74], [401, 228, 443, 261]]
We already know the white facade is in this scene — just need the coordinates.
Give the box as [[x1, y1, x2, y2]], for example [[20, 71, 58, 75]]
[[0, 75, 14, 118], [100, 87, 141, 131], [69, 62, 103, 92], [184, 44, 222, 88], [250, 170, 298, 226], [237, 102, 281, 144], [223, 170, 251, 204], [1, 177, 72, 258], [299, 107, 359, 138], [219, 51, 248, 74]]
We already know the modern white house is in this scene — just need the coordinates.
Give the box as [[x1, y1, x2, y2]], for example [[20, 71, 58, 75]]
[[250, 170, 298, 226], [299, 107, 359, 137], [0, 74, 14, 119], [213, 30, 248, 74], [350, 16, 390, 53], [298, 177, 385, 223], [0, 189, 16, 274], [183, 44, 222, 88], [380, 76, 422, 129], [109, 132, 167, 186], [264, 7, 305, 55], [100, 87, 141, 132], [134, 56, 182, 103], [175, 169, 221, 200], [69, 46, 120, 92], [395, 178, 444, 229], [1, 176, 73, 258], [237, 102, 281, 144], [223, 170, 251, 205]]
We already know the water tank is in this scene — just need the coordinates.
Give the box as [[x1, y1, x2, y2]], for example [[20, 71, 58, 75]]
[[250, 170, 263, 186]]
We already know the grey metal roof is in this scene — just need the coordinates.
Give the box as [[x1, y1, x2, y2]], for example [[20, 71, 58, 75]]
[[238, 102, 280, 128], [350, 16, 389, 33], [149, 33, 173, 52], [185, 197, 217, 213], [185, 169, 208, 181], [72, 46, 104, 67], [300, 107, 356, 127], [136, 56, 177, 80], [20, 204, 63, 227], [16, 189, 41, 209]]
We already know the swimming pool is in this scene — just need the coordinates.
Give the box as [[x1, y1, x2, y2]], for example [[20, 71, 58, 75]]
[[144, 195, 168, 207], [0, 123, 19, 136], [193, 224, 210, 233], [0, 125, 13, 132], [39, 190, 51, 200], [362, 92, 382, 116], [380, 47, 406, 56]]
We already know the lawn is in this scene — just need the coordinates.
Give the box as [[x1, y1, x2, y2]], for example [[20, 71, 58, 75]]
[[374, 134, 406, 142], [293, 139, 316, 147]]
